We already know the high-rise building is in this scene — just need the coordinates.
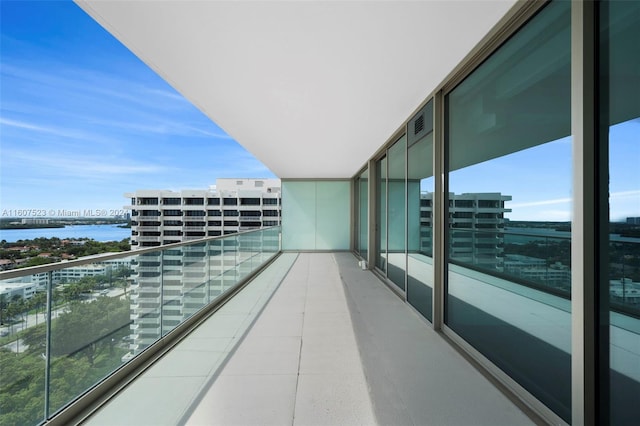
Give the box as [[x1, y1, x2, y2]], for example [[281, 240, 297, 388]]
[[123, 178, 281, 354], [430, 192, 511, 269], [125, 178, 281, 248]]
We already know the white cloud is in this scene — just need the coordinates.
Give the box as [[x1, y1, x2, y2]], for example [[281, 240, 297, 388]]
[[611, 190, 640, 199], [3, 149, 166, 178], [0, 117, 123, 146], [509, 197, 572, 209]]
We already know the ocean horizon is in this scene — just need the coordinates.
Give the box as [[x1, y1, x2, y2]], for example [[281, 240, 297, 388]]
[[0, 224, 131, 243]]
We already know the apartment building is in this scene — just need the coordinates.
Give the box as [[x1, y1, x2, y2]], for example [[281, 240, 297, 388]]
[[449, 193, 510, 269], [123, 179, 281, 353], [125, 178, 281, 248]]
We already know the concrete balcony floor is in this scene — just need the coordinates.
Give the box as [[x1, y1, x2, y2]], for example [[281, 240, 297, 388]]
[[84, 252, 535, 426]]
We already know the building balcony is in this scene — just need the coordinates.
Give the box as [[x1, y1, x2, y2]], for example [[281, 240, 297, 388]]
[[81, 252, 539, 426], [134, 226, 161, 231], [136, 236, 161, 242], [183, 235, 206, 241], [475, 218, 502, 224], [133, 266, 162, 273], [1, 222, 636, 425], [137, 213, 162, 219], [130, 296, 161, 305]]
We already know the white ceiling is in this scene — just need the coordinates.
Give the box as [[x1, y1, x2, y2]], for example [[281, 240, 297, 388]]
[[75, 0, 516, 179]]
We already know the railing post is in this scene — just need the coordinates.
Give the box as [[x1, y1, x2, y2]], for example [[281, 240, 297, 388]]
[[44, 271, 53, 420]]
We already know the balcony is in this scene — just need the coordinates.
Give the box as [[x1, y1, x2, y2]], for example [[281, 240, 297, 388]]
[[183, 236, 206, 242], [183, 226, 205, 231], [82, 252, 536, 426], [137, 213, 161, 219], [136, 236, 161, 242], [134, 226, 161, 231]]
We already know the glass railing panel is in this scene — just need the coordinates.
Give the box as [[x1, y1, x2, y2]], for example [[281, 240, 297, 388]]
[[47, 255, 135, 417], [0, 271, 48, 426], [207, 239, 225, 301], [0, 226, 280, 425], [132, 252, 163, 353], [161, 242, 208, 337], [237, 232, 254, 280]]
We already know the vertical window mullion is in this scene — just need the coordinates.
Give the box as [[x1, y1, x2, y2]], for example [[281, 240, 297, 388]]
[[434, 90, 445, 331], [571, 1, 608, 424]]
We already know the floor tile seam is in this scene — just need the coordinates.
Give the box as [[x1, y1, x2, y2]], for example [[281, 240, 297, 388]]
[[173, 348, 232, 354], [229, 346, 303, 354], [312, 255, 367, 342], [189, 253, 302, 377], [181, 254, 302, 423], [217, 372, 302, 377], [242, 334, 303, 338], [297, 254, 376, 419], [290, 253, 310, 426], [144, 372, 216, 379], [251, 311, 306, 318], [299, 343, 361, 352], [295, 372, 372, 378], [299, 331, 357, 339], [90, 258, 301, 425]]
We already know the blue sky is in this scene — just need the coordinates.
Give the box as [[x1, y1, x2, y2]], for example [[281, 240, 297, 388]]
[[0, 0, 275, 216], [449, 125, 639, 222], [0, 1, 637, 222]]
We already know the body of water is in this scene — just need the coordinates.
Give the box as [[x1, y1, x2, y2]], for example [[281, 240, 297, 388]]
[[0, 224, 131, 243]]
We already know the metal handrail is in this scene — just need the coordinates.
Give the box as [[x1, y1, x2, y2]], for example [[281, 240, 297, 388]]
[[0, 226, 280, 280]]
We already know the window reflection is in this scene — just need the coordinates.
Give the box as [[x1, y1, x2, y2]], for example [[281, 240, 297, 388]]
[[446, 1, 572, 421], [601, 1, 640, 423], [407, 100, 434, 320]]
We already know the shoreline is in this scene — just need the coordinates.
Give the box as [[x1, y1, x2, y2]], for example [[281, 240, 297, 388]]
[[0, 225, 65, 230]]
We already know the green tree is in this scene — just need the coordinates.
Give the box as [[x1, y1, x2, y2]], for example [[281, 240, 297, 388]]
[[19, 257, 56, 269], [51, 297, 130, 365], [0, 348, 46, 426], [30, 292, 47, 326], [22, 323, 46, 356]]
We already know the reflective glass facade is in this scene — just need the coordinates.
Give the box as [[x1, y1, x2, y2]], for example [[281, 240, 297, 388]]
[[446, 2, 572, 420], [355, 1, 639, 423], [407, 100, 434, 321], [355, 169, 369, 260], [602, 1, 640, 424]]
